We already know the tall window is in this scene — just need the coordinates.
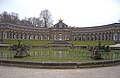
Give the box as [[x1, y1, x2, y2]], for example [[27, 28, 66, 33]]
[[59, 33, 62, 40]]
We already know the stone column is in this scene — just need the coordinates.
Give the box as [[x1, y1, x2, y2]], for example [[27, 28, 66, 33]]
[[13, 33, 16, 39], [27, 34, 30, 39], [22, 34, 25, 40], [0, 31, 1, 39], [104, 33, 106, 41], [107, 33, 110, 41], [41, 35, 43, 40], [99, 34, 102, 41], [113, 33, 117, 41], [119, 32, 120, 41], [27, 34, 29, 40], [47, 35, 49, 40], [35, 35, 38, 40], [2, 31, 4, 39], [86, 34, 88, 41], [13, 32, 16, 40], [2, 32, 7, 39], [117, 32, 120, 41], [96, 35, 98, 41], [106, 33, 108, 41], [15, 33, 18, 39], [54, 34, 56, 40], [31, 34, 34, 40]]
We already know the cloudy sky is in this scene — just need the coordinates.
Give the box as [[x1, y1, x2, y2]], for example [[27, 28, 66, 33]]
[[0, 0, 120, 27]]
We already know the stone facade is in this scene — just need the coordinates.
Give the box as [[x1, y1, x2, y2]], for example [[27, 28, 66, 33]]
[[0, 20, 120, 41]]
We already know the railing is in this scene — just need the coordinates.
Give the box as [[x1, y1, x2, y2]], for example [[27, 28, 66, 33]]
[[0, 52, 14, 59], [0, 51, 120, 61]]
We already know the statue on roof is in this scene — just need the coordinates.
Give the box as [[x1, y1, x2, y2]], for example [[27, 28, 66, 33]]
[[58, 18, 63, 22]]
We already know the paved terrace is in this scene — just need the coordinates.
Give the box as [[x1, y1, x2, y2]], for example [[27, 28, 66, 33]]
[[0, 65, 120, 78]]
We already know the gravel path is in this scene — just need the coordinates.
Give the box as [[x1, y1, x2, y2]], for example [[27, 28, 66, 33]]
[[0, 65, 120, 78]]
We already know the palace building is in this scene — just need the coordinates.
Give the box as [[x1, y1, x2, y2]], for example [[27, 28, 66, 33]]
[[0, 19, 120, 41]]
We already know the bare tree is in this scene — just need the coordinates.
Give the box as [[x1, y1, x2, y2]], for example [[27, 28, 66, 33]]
[[40, 9, 53, 28], [0, 11, 9, 22], [0, 14, 2, 22], [0, 10, 53, 27], [28, 17, 43, 27], [9, 12, 20, 24], [19, 17, 32, 26], [28, 17, 36, 26], [0, 11, 20, 24]]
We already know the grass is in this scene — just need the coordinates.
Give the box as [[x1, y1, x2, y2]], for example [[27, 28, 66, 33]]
[[12, 56, 95, 62], [0, 47, 120, 62], [29, 48, 87, 52], [68, 41, 115, 46], [4, 40, 53, 44], [0, 40, 118, 62], [3, 40, 115, 46], [12, 49, 94, 62]]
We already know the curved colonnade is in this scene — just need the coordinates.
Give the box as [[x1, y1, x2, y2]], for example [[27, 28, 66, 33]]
[[0, 23, 120, 41]]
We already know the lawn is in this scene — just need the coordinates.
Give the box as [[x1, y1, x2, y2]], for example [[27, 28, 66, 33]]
[[5, 48, 95, 62], [3, 40, 115, 46], [0, 40, 118, 62], [0, 47, 120, 62], [68, 41, 115, 46], [4, 40, 53, 44]]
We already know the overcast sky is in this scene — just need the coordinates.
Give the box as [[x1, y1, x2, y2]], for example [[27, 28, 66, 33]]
[[0, 0, 120, 27]]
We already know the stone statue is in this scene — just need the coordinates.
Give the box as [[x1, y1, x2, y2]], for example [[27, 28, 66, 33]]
[[11, 40, 30, 58], [91, 46, 102, 59], [91, 41, 103, 59]]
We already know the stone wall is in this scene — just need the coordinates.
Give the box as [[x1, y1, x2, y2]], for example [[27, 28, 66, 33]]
[[0, 59, 120, 69]]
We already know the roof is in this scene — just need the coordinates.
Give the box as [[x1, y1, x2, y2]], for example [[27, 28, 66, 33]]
[[54, 20, 68, 29]]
